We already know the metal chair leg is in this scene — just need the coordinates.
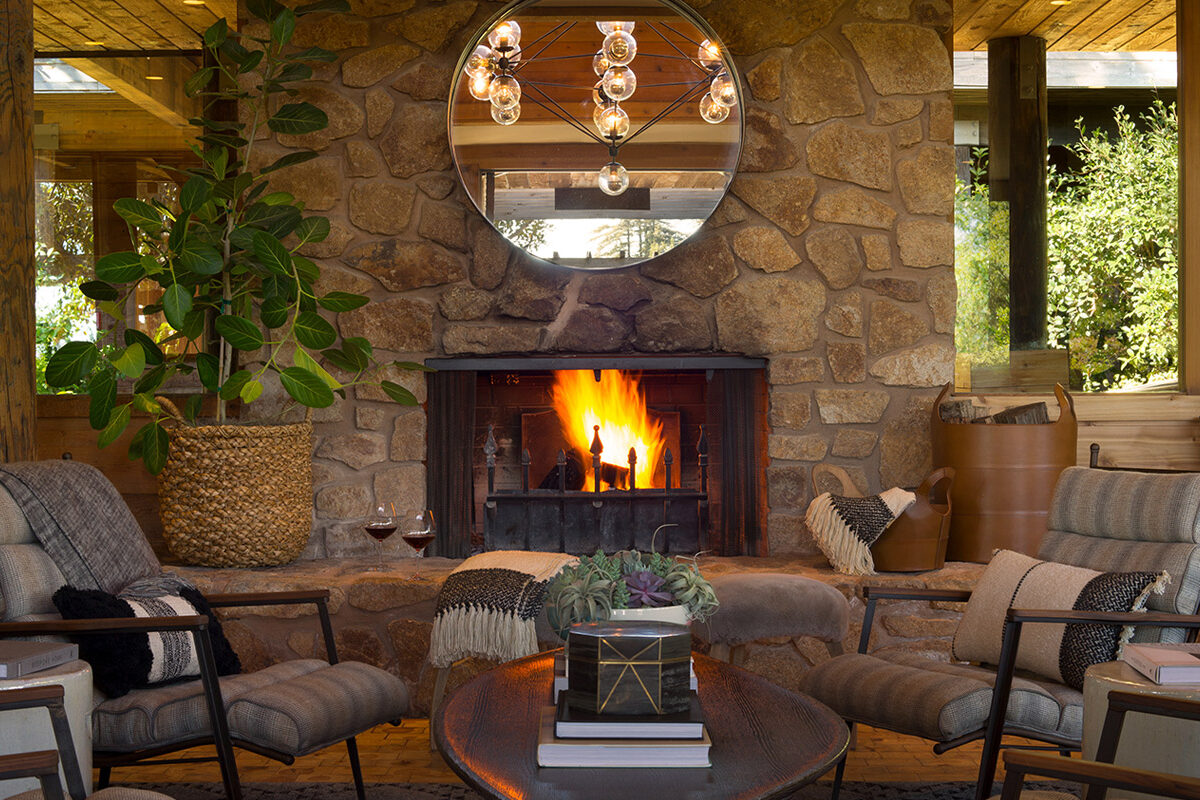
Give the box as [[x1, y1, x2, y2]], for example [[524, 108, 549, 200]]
[[346, 735, 366, 800], [831, 749, 848, 800], [97, 766, 112, 789]]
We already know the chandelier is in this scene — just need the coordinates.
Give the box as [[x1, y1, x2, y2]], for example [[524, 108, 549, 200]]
[[461, 17, 738, 197]]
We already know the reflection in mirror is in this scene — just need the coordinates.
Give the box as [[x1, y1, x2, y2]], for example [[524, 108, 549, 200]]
[[449, 0, 742, 270]]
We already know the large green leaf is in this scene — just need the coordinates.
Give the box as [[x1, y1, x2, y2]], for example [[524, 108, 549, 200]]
[[184, 66, 215, 97], [252, 230, 291, 276], [141, 422, 171, 475], [246, 0, 286, 21], [295, 0, 349, 16], [95, 251, 146, 283], [219, 369, 253, 401], [179, 239, 224, 275], [180, 176, 211, 212], [317, 291, 368, 312], [381, 380, 419, 406], [161, 284, 194, 331], [204, 145, 229, 181], [113, 198, 163, 231], [292, 255, 319, 284], [240, 378, 264, 404], [179, 308, 207, 341], [291, 216, 330, 248], [321, 347, 362, 374], [271, 7, 296, 45], [259, 150, 318, 175], [284, 45, 338, 62], [124, 328, 164, 366], [111, 343, 146, 379], [133, 363, 169, 395], [98, 405, 131, 449], [392, 360, 435, 372], [280, 366, 335, 407], [273, 63, 312, 84], [184, 395, 203, 422], [87, 371, 117, 430], [260, 296, 289, 329], [294, 347, 341, 389], [293, 311, 336, 349], [268, 102, 327, 135], [45, 341, 98, 387], [214, 315, 264, 350], [79, 280, 118, 301], [202, 17, 228, 48], [343, 337, 373, 362], [196, 352, 220, 391]]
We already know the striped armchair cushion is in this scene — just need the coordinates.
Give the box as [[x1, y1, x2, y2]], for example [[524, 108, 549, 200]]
[[0, 544, 66, 621]]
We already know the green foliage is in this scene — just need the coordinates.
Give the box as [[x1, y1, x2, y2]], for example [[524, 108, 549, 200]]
[[34, 181, 96, 394], [591, 219, 685, 259], [494, 219, 548, 250], [955, 102, 1179, 390], [42, 1, 432, 474]]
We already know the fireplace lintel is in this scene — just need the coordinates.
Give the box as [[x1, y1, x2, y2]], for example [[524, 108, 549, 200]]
[[425, 355, 767, 372]]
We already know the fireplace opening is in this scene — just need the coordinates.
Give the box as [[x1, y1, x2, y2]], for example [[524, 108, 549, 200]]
[[426, 356, 768, 558]]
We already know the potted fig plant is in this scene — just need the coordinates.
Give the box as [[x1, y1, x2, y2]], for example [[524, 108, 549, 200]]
[[544, 530, 720, 638], [43, 0, 421, 567]]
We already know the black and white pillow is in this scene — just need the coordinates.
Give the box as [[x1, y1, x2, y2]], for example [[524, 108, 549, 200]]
[[805, 488, 916, 575], [53, 577, 240, 698], [952, 550, 1170, 690]]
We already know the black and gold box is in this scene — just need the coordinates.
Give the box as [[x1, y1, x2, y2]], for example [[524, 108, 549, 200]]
[[565, 620, 691, 716]]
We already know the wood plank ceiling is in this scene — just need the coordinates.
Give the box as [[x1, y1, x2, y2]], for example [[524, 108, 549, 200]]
[[954, 0, 1176, 52], [35, 0, 236, 52]]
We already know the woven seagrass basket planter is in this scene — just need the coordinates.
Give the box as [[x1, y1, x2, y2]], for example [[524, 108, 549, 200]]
[[158, 416, 313, 568]]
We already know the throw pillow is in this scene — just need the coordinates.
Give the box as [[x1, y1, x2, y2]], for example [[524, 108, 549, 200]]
[[53, 579, 240, 698], [952, 549, 1170, 690], [805, 488, 916, 575]]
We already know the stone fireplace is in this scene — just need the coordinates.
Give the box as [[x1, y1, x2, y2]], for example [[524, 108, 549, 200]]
[[280, 0, 955, 563]]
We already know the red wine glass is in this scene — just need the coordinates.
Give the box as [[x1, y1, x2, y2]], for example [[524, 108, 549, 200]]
[[401, 510, 436, 579], [363, 503, 397, 572]]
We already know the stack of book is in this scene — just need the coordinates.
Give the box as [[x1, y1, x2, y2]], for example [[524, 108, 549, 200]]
[[1122, 642, 1200, 684], [0, 641, 78, 679], [537, 656, 711, 768]]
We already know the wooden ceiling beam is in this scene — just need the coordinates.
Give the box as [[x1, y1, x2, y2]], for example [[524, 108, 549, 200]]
[[33, 1, 141, 50], [65, 55, 199, 129]]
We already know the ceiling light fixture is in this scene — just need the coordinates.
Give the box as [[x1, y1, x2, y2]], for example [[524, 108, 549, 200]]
[[182, 0, 206, 5], [463, 17, 737, 196], [146, 75, 165, 80], [83, 40, 104, 46]]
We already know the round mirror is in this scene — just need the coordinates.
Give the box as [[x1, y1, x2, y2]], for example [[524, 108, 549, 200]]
[[448, 0, 743, 270]]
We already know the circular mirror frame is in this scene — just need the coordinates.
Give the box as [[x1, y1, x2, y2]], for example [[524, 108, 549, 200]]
[[447, 0, 745, 271]]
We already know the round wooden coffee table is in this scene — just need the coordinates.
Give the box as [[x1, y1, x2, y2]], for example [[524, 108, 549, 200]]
[[434, 650, 849, 800]]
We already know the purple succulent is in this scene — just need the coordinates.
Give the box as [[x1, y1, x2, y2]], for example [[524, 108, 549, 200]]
[[624, 571, 673, 608]]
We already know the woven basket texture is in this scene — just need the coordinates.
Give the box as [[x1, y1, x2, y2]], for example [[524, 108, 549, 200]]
[[158, 420, 313, 567]]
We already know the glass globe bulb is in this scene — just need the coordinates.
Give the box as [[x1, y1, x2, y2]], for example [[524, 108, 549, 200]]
[[602, 30, 637, 66], [465, 45, 493, 75], [699, 93, 729, 123], [595, 104, 630, 140], [592, 79, 611, 107], [488, 74, 521, 110], [491, 102, 520, 125], [596, 20, 635, 34], [697, 39, 722, 70], [593, 103, 610, 129], [592, 49, 611, 77], [487, 19, 521, 50], [468, 70, 492, 101], [503, 44, 522, 65], [602, 66, 636, 102], [597, 162, 629, 196], [710, 70, 738, 107]]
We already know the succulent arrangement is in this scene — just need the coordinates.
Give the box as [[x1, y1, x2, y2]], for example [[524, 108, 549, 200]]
[[544, 533, 719, 637]]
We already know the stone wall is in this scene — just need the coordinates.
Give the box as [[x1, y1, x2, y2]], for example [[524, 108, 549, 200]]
[[252, 0, 956, 559]]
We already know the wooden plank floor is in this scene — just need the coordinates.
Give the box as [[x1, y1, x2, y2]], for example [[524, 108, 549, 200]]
[[101, 722, 1029, 786]]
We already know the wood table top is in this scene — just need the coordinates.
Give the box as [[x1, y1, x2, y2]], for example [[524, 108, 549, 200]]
[[433, 650, 849, 800]]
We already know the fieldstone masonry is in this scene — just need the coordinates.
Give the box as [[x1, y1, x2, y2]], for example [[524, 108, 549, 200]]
[[248, 0, 955, 559]]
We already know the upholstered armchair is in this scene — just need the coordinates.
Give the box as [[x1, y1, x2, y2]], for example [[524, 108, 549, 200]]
[[997, 690, 1200, 800], [801, 466, 1200, 800], [0, 461, 409, 800]]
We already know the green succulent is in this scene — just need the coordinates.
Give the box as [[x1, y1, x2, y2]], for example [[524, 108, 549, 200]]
[[544, 563, 617, 637]]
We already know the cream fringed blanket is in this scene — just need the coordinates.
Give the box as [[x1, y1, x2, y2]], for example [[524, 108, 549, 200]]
[[805, 488, 916, 576], [428, 550, 578, 668]]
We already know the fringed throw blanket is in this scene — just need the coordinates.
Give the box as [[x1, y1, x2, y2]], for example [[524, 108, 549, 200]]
[[428, 551, 578, 668], [805, 488, 916, 576]]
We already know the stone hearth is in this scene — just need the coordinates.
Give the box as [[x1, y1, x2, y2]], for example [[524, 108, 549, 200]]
[[179, 557, 982, 716]]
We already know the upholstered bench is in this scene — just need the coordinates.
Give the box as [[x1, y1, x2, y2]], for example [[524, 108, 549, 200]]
[[694, 573, 850, 664]]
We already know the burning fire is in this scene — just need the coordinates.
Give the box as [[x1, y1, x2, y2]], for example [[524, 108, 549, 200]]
[[552, 370, 665, 489]]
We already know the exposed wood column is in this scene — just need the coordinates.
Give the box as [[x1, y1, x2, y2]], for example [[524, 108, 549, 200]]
[[1181, 0, 1200, 392], [988, 35, 1049, 351], [0, 0, 37, 462]]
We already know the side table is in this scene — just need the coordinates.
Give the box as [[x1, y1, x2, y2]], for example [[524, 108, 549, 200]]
[[0, 660, 93, 798], [1083, 660, 1200, 800]]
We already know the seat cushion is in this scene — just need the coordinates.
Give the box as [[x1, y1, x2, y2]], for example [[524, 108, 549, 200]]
[[695, 573, 849, 646], [8, 788, 174, 800], [799, 652, 1083, 743], [93, 659, 408, 757], [0, 544, 65, 621]]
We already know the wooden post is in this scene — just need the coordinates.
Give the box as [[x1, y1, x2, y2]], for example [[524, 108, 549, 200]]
[[0, 0, 37, 462], [988, 36, 1049, 351], [1181, 0, 1200, 392]]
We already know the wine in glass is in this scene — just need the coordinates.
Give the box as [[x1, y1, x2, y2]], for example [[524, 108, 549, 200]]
[[401, 510, 436, 578], [363, 503, 397, 572]]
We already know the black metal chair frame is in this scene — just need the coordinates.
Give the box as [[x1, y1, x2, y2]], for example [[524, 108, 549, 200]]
[[999, 689, 1200, 800], [0, 589, 398, 800], [829, 586, 1200, 800]]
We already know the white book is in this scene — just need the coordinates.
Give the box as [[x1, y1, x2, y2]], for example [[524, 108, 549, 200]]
[[1122, 643, 1200, 684], [535, 706, 711, 768], [0, 641, 78, 679]]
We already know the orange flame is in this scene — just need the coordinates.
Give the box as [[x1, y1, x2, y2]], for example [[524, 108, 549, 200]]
[[552, 370, 664, 489]]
